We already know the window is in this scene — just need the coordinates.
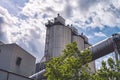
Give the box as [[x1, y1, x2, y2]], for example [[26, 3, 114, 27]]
[[16, 57, 22, 66]]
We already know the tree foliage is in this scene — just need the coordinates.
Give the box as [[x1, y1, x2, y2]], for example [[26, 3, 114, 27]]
[[92, 57, 120, 80], [45, 42, 92, 80], [45, 42, 120, 80]]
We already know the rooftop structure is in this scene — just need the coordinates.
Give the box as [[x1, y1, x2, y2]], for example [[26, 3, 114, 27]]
[[0, 42, 36, 77]]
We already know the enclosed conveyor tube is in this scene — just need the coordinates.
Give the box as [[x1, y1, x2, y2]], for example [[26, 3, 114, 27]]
[[90, 33, 120, 61], [30, 33, 120, 80], [90, 37, 114, 61]]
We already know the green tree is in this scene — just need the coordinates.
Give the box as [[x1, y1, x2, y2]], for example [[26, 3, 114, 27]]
[[45, 41, 120, 80], [92, 57, 120, 80], [45, 42, 92, 80]]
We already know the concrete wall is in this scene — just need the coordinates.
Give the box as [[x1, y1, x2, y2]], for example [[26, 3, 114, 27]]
[[0, 44, 36, 77], [11, 44, 36, 76], [0, 69, 33, 80], [0, 44, 13, 72], [45, 25, 71, 59], [73, 35, 85, 51]]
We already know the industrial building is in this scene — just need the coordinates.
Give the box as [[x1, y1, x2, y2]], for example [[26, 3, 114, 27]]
[[31, 15, 120, 80], [35, 14, 96, 79], [1, 14, 120, 80], [44, 14, 95, 72], [0, 42, 36, 80]]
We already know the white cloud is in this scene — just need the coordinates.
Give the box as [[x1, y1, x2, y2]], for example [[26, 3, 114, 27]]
[[0, 0, 29, 16], [0, 6, 46, 61], [94, 32, 107, 37], [21, 0, 63, 18], [21, 0, 120, 30], [0, 0, 120, 62]]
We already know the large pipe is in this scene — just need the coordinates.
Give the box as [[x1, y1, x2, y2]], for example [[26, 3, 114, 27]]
[[90, 33, 120, 61], [30, 33, 120, 80], [90, 37, 114, 61]]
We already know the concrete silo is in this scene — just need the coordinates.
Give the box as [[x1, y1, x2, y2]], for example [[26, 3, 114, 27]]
[[45, 14, 72, 61], [71, 27, 96, 73], [43, 14, 95, 73], [34, 14, 96, 79]]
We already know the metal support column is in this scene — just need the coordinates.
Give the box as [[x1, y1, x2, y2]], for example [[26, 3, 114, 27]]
[[112, 33, 120, 62]]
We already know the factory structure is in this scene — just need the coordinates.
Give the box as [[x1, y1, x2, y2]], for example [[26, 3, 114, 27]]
[[35, 14, 96, 79], [0, 14, 120, 80], [44, 14, 95, 70], [0, 14, 96, 80], [0, 41, 36, 80], [31, 15, 120, 80], [45, 14, 90, 60]]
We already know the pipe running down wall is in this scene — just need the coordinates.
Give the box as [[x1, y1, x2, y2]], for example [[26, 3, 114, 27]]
[[30, 33, 120, 80]]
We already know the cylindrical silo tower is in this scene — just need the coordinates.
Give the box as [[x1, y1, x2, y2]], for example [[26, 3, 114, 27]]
[[45, 14, 72, 61], [31, 15, 98, 79], [71, 28, 95, 73], [71, 27, 90, 51]]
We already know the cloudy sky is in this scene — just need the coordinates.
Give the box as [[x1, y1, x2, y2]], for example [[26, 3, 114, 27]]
[[0, 0, 120, 68]]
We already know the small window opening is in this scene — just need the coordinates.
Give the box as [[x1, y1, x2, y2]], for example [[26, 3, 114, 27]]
[[16, 57, 22, 66]]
